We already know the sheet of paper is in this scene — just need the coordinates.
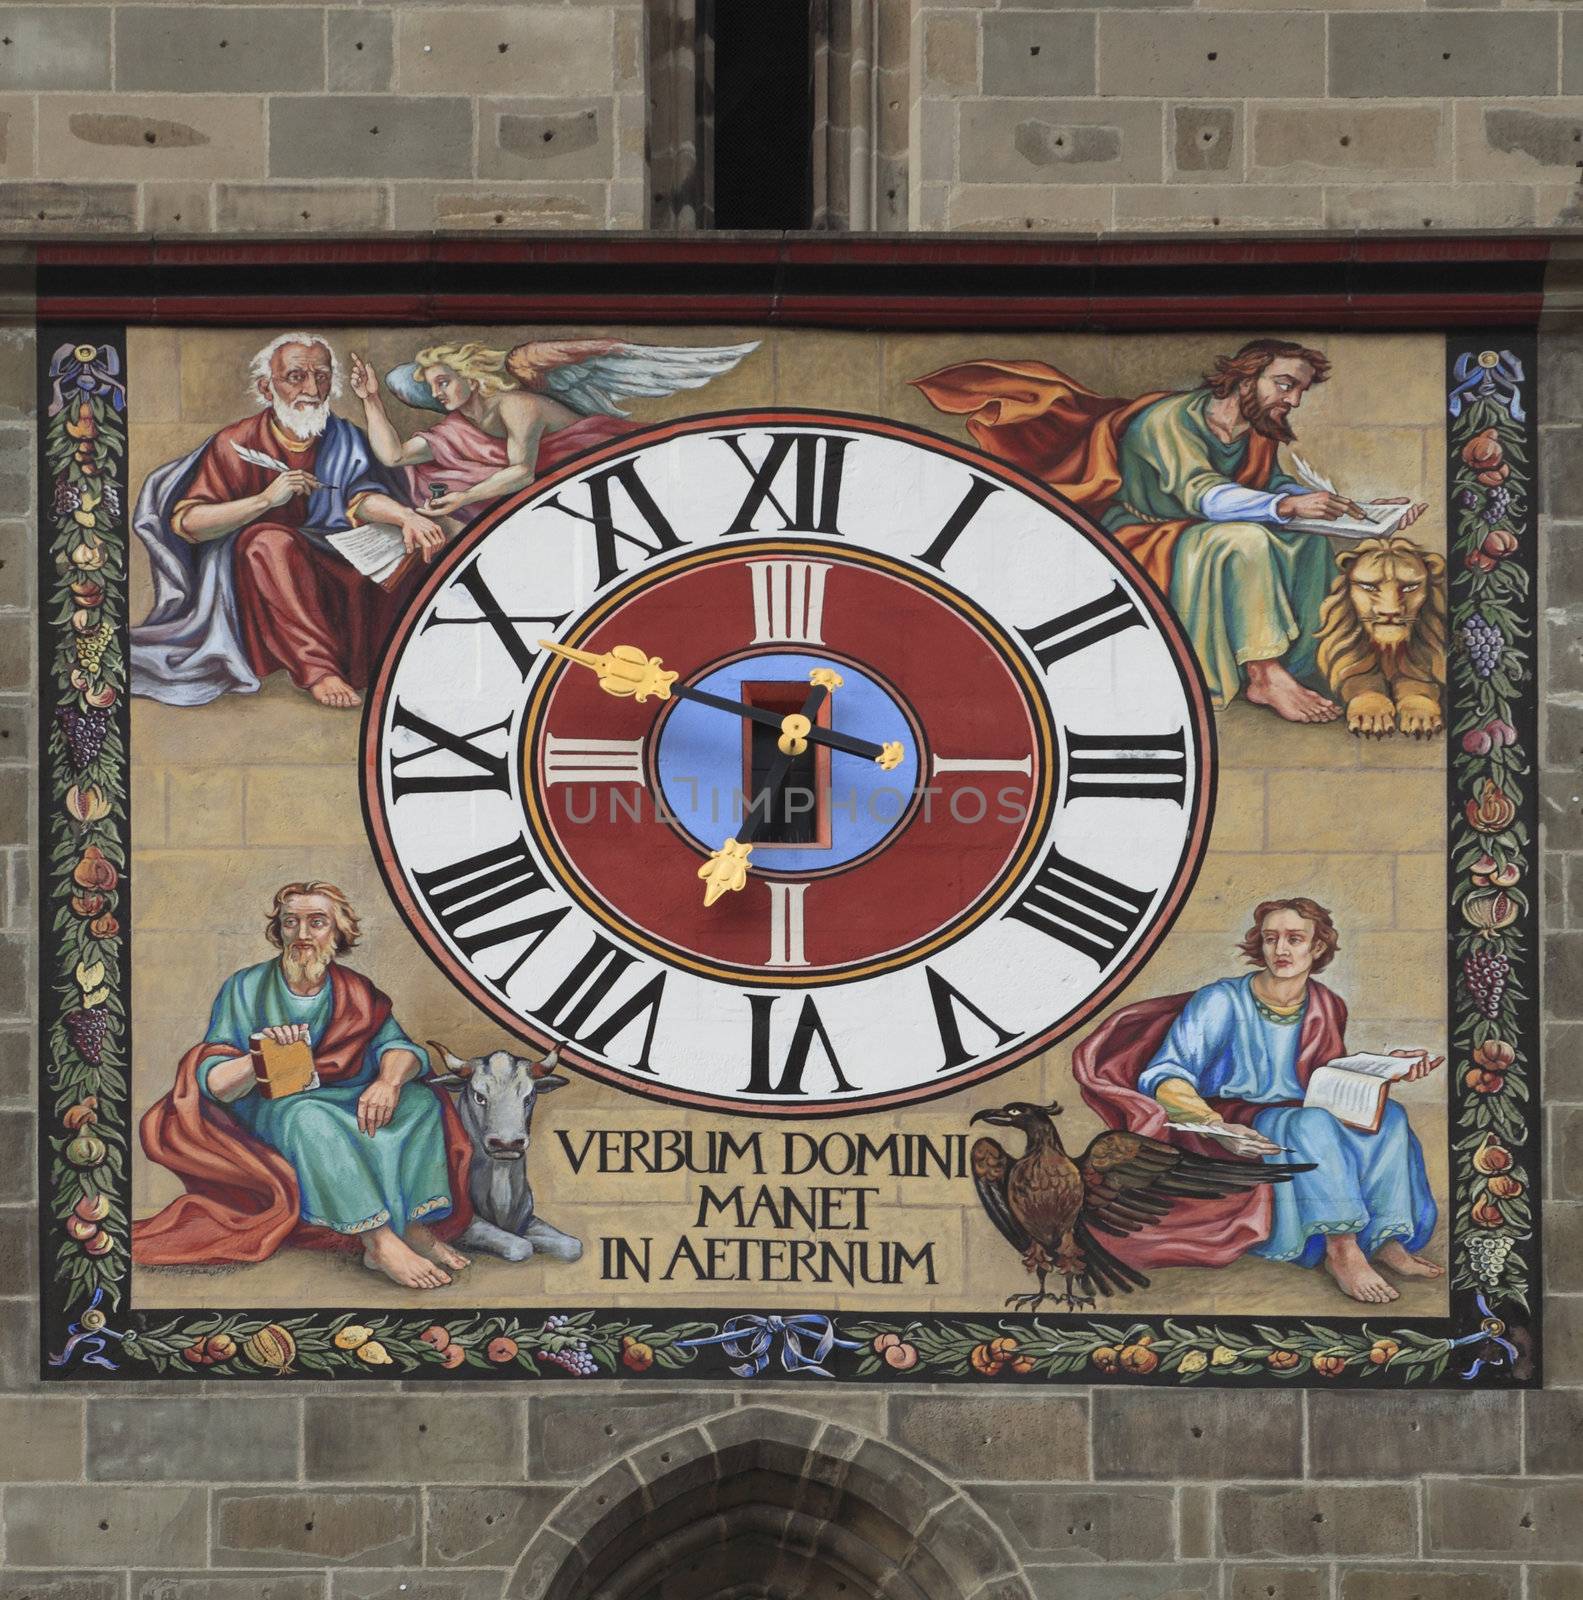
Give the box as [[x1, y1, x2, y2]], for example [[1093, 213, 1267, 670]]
[[1306, 1066, 1382, 1125], [1286, 502, 1413, 541], [324, 522, 407, 586]]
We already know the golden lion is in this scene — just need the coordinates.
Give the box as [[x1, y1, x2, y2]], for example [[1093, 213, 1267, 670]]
[[1315, 536, 1446, 738]]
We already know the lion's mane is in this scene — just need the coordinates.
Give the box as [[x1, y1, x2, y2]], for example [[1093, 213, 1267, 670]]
[[1315, 537, 1446, 694]]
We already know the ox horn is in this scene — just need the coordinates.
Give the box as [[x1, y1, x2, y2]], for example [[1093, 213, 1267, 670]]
[[425, 1040, 474, 1083], [530, 1040, 565, 1079]]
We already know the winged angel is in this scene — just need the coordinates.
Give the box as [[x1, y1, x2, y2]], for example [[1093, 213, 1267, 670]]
[[350, 337, 759, 523]]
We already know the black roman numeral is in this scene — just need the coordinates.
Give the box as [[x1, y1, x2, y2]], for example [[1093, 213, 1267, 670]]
[[1064, 729, 1187, 805], [924, 966, 1016, 1073], [1005, 844, 1155, 967], [916, 475, 1000, 569], [721, 432, 851, 536], [411, 836, 566, 987], [387, 704, 513, 801], [539, 934, 666, 1074], [1018, 582, 1145, 669], [419, 554, 568, 680], [542, 458, 685, 588], [743, 994, 857, 1096]]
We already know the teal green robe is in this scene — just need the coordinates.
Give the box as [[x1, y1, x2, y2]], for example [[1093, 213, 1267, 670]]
[[197, 960, 451, 1236], [1103, 390, 1334, 709]]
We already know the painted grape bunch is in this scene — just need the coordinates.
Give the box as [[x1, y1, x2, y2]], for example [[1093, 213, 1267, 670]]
[[63, 1008, 111, 1066], [1461, 611, 1505, 680], [1462, 950, 1511, 1020], [538, 1315, 599, 1375], [55, 706, 111, 771], [1464, 1233, 1514, 1290], [1482, 485, 1512, 527]]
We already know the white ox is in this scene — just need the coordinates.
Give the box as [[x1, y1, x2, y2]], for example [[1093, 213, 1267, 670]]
[[426, 1042, 582, 1264]]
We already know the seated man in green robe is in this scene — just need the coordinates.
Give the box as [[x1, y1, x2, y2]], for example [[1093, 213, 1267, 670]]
[[915, 339, 1427, 724], [146, 881, 470, 1289]]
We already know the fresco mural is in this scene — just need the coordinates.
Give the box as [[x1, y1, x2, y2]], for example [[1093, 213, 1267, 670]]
[[37, 323, 1540, 1385]]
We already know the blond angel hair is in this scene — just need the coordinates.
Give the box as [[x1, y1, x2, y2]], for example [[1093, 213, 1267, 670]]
[[265, 881, 361, 954], [413, 342, 519, 397], [1315, 536, 1447, 694]]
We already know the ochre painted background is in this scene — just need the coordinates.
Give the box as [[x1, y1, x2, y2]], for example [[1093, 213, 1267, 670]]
[[126, 326, 1448, 1315]]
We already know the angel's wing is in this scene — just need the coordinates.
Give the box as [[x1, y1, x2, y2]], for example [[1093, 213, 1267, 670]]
[[970, 1135, 1030, 1253], [505, 339, 761, 418], [1076, 1129, 1312, 1238]]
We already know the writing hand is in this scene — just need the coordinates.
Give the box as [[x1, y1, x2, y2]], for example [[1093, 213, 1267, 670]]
[[263, 469, 321, 509], [260, 1023, 311, 1046], [348, 351, 379, 404], [1390, 1047, 1443, 1082], [400, 511, 447, 563], [1205, 1120, 1285, 1158], [357, 1079, 400, 1136], [1276, 489, 1354, 523]]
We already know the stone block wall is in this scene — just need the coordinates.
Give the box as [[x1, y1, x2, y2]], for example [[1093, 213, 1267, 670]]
[[0, 3, 647, 234], [912, 2, 1583, 233]]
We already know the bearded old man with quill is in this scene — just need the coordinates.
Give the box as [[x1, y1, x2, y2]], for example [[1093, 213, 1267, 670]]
[[129, 334, 447, 710]]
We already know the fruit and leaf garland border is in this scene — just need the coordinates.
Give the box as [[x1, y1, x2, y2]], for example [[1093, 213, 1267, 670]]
[[38, 327, 1540, 1386]]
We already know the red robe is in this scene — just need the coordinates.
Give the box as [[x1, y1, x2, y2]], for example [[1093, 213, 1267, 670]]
[[175, 412, 427, 692], [132, 965, 474, 1267], [1070, 983, 1348, 1268], [911, 360, 1278, 594], [405, 410, 637, 522]]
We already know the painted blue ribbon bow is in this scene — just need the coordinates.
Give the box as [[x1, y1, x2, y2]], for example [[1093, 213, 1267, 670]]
[[47, 342, 126, 417], [47, 1287, 125, 1372], [1448, 350, 1525, 422], [677, 1314, 862, 1378], [1451, 1292, 1521, 1380]]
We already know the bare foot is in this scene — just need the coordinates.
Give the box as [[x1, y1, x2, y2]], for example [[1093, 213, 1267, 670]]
[[308, 674, 362, 709], [1376, 1241, 1444, 1279], [362, 1226, 451, 1289], [407, 1222, 470, 1272], [1245, 660, 1342, 724], [1323, 1236, 1399, 1304]]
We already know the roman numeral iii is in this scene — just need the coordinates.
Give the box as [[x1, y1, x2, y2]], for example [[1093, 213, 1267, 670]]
[[1063, 729, 1187, 805]]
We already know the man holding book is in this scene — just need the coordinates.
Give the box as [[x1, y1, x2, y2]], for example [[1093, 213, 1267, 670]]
[[914, 339, 1427, 723], [132, 882, 475, 1290], [130, 334, 447, 711], [1073, 897, 1442, 1305]]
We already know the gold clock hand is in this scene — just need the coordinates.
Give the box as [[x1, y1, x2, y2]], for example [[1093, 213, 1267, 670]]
[[537, 639, 678, 702]]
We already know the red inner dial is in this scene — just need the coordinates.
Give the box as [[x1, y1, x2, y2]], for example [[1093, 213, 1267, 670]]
[[522, 544, 1054, 983]]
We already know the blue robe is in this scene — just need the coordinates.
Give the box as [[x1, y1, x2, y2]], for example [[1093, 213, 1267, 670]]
[[1138, 975, 1436, 1265], [196, 960, 451, 1236]]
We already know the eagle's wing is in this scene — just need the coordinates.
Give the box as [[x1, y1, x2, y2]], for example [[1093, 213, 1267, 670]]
[[971, 1135, 1031, 1254], [1076, 1129, 1314, 1238], [505, 339, 760, 418]]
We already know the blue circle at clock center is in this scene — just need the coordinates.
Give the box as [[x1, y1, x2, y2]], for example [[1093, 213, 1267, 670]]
[[652, 652, 921, 874]]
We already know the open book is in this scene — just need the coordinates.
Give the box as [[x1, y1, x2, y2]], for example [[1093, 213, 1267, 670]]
[[1285, 501, 1415, 542], [1303, 1051, 1413, 1133]]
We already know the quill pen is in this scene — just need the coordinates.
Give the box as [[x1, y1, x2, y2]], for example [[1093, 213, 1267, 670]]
[[231, 440, 294, 475], [1287, 451, 1369, 521]]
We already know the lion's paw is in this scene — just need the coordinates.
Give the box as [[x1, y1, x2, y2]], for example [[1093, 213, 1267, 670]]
[[1346, 691, 1396, 739], [1395, 695, 1443, 739]]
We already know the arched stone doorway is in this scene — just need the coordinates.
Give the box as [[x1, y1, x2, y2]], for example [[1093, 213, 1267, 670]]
[[509, 1405, 1032, 1600]]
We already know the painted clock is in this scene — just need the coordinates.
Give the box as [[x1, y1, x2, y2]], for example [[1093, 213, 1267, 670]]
[[363, 412, 1215, 1115]]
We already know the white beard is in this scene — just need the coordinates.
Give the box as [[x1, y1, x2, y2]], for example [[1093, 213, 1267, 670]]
[[270, 393, 332, 441]]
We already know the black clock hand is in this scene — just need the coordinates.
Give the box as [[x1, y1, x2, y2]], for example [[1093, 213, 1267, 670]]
[[699, 673, 835, 906], [538, 640, 905, 771]]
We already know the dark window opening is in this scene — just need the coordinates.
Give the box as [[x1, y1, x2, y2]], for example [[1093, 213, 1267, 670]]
[[708, 0, 812, 230], [742, 681, 829, 846]]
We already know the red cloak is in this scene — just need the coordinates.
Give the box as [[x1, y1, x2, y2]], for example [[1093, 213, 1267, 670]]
[[132, 965, 474, 1267], [1070, 982, 1347, 1268], [911, 360, 1278, 593]]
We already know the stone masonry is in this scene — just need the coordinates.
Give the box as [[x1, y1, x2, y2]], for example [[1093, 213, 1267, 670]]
[[1, 1, 1583, 1596]]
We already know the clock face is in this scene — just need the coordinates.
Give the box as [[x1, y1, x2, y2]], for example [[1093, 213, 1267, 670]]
[[364, 412, 1215, 1115]]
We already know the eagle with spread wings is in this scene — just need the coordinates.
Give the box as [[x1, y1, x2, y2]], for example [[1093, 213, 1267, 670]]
[[970, 1100, 1315, 1311]]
